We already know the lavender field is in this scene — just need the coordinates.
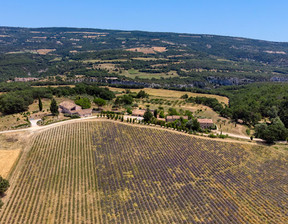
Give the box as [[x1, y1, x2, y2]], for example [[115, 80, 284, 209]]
[[1, 121, 287, 223]]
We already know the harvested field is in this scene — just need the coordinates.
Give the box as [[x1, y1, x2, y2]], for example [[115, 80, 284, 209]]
[[151, 47, 167, 52], [35, 49, 56, 55], [0, 150, 20, 178], [126, 47, 167, 54], [107, 87, 229, 105], [1, 121, 287, 223], [0, 132, 29, 178]]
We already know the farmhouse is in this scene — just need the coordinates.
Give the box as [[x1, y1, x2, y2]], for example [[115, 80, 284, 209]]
[[132, 109, 154, 117], [132, 109, 146, 117], [166, 115, 188, 122], [197, 119, 214, 129], [59, 101, 92, 117]]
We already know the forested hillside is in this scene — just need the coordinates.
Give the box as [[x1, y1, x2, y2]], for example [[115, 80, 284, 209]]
[[0, 26, 288, 86]]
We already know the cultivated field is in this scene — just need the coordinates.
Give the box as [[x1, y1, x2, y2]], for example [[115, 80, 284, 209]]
[[0, 121, 287, 223], [107, 87, 229, 105], [121, 69, 179, 79]]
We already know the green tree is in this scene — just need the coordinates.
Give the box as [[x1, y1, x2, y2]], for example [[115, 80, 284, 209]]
[[180, 94, 188, 99], [127, 107, 132, 114], [168, 108, 179, 116], [50, 98, 59, 116], [159, 110, 165, 118], [0, 94, 29, 114], [0, 176, 9, 194], [143, 108, 153, 122], [255, 117, 288, 143], [115, 95, 133, 105], [75, 97, 91, 109], [136, 90, 148, 98], [0, 175, 9, 208], [38, 97, 43, 112], [93, 97, 106, 109], [154, 109, 158, 118], [185, 119, 200, 131], [192, 119, 200, 131]]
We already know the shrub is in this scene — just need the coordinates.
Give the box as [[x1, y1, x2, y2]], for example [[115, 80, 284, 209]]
[[75, 97, 91, 109]]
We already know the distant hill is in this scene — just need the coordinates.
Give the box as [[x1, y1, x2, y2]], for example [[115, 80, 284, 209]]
[[1, 26, 288, 85], [1, 26, 288, 65]]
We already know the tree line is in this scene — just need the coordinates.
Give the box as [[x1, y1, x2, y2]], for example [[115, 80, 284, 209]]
[[0, 84, 115, 115]]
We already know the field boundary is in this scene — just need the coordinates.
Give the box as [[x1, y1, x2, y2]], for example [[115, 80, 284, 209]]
[[34, 117, 262, 145], [1, 133, 36, 205]]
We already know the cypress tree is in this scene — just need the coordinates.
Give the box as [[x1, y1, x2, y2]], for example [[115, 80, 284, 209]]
[[38, 97, 43, 112], [50, 98, 59, 116]]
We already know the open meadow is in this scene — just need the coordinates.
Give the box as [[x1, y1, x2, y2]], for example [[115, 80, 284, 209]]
[[0, 120, 287, 223]]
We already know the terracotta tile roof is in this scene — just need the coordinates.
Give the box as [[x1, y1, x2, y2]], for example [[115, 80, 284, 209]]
[[59, 101, 92, 117], [59, 101, 78, 110], [132, 109, 146, 116], [132, 109, 154, 116]]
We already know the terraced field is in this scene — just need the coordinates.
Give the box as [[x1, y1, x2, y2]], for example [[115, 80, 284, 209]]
[[0, 121, 287, 223]]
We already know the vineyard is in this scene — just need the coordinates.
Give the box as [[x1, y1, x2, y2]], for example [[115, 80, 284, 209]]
[[0, 120, 287, 223]]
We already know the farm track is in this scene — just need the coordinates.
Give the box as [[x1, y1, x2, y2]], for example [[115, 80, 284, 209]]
[[0, 120, 287, 223]]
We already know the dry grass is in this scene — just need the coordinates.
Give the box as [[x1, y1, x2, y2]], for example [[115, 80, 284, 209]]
[[31, 85, 75, 88], [0, 132, 30, 178], [132, 57, 166, 61], [94, 63, 116, 71], [0, 114, 29, 131], [139, 88, 229, 104], [108, 87, 229, 105], [126, 47, 155, 54], [151, 46, 167, 52], [0, 150, 21, 178], [35, 49, 56, 55]]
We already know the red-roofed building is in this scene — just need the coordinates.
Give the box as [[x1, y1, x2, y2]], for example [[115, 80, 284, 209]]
[[59, 101, 92, 117], [197, 119, 214, 129]]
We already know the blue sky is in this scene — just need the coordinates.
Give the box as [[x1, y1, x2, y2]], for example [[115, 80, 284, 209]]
[[1, 0, 288, 42]]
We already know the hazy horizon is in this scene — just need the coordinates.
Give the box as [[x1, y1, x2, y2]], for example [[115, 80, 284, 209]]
[[1, 0, 288, 42]]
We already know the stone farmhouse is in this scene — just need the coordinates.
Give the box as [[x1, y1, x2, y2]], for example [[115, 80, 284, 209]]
[[197, 119, 214, 129], [59, 101, 92, 117]]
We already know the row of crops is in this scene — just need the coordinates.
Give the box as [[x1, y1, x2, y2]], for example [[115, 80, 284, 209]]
[[0, 120, 287, 223]]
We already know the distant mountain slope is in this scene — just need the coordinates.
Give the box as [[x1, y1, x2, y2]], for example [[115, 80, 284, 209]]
[[1, 26, 288, 66], [1, 26, 288, 86]]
